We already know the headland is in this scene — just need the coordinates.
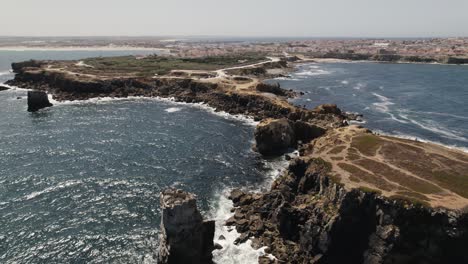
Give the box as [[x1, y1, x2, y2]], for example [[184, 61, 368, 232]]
[[4, 53, 468, 263]]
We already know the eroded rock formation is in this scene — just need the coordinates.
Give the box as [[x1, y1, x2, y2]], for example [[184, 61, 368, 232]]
[[254, 118, 325, 156], [228, 158, 468, 264], [158, 189, 215, 264]]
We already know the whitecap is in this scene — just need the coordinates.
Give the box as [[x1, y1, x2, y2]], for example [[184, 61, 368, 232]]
[[372, 92, 394, 113], [341, 80, 349, 85], [398, 115, 468, 142], [353, 82, 366, 90], [24, 180, 82, 200], [164, 107, 182, 113], [295, 69, 331, 76]]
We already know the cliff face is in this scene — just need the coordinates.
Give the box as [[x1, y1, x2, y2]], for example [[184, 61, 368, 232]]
[[6, 60, 345, 127], [158, 189, 215, 264], [228, 158, 468, 264]]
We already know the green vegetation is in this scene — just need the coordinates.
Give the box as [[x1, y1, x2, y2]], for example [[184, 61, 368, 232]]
[[338, 162, 393, 191], [396, 191, 429, 201], [82, 54, 267, 77], [432, 171, 468, 199], [389, 195, 431, 208], [355, 158, 443, 194], [351, 134, 383, 156], [328, 145, 346, 155], [358, 187, 382, 195], [311, 158, 332, 172]]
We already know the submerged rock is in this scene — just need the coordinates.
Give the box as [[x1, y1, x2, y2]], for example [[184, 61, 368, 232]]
[[157, 189, 215, 264], [27, 91, 52, 112]]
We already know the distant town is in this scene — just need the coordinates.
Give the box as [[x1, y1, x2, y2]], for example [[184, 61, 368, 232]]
[[1, 36, 467, 63]]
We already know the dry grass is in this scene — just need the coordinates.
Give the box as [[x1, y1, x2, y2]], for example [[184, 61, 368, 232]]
[[351, 134, 382, 156]]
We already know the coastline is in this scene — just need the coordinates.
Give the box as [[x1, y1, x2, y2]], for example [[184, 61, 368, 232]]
[[4, 56, 468, 263], [0, 46, 170, 52], [306, 57, 468, 66]]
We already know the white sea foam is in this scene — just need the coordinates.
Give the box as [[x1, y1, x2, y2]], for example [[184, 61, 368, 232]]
[[341, 80, 349, 85], [0, 83, 30, 91], [353, 82, 366, 90], [211, 152, 295, 263], [164, 107, 182, 113], [372, 92, 394, 113], [49, 96, 259, 126], [0, 70, 13, 76], [274, 77, 300, 81], [373, 129, 468, 153], [398, 114, 468, 142], [371, 93, 409, 124], [295, 69, 331, 76], [211, 192, 273, 264], [24, 180, 82, 200], [402, 110, 468, 121]]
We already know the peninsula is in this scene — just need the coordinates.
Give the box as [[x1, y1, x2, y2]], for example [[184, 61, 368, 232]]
[[5, 54, 468, 263]]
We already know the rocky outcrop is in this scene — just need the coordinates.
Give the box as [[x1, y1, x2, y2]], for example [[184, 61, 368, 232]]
[[228, 158, 468, 264], [12, 60, 47, 73], [254, 118, 325, 156], [254, 118, 296, 156], [6, 62, 345, 128], [27, 91, 53, 112], [255, 82, 294, 97], [313, 104, 342, 115], [0, 85, 9, 91], [158, 189, 215, 264]]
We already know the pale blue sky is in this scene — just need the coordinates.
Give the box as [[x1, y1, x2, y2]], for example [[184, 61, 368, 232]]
[[1, 0, 467, 37]]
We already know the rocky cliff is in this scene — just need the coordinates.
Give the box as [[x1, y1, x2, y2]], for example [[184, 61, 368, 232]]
[[228, 157, 468, 264], [6, 60, 345, 127], [158, 189, 215, 264]]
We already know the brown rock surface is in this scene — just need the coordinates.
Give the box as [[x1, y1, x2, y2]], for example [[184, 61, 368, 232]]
[[158, 189, 215, 264]]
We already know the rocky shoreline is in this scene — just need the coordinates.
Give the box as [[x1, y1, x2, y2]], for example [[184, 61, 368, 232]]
[[6, 57, 468, 263], [227, 159, 468, 264], [305, 53, 468, 65]]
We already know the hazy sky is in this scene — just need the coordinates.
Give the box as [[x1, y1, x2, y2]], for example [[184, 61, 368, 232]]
[[1, 0, 468, 37]]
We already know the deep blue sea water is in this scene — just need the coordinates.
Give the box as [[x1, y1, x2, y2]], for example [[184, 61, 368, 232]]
[[271, 62, 468, 150], [0, 51, 279, 263]]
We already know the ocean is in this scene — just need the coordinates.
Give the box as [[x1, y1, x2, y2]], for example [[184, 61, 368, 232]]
[[1, 51, 467, 263], [0, 50, 284, 263], [271, 61, 468, 151]]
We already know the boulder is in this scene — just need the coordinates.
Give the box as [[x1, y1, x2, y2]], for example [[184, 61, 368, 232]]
[[157, 189, 215, 264], [313, 104, 342, 115], [27, 91, 53, 112], [256, 82, 286, 96], [255, 118, 296, 156], [0, 85, 9, 91]]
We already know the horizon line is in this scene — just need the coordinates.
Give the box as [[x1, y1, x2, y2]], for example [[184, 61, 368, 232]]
[[0, 35, 467, 40]]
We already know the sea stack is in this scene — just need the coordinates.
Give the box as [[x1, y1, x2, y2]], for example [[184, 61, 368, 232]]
[[27, 91, 53, 112], [157, 189, 215, 264]]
